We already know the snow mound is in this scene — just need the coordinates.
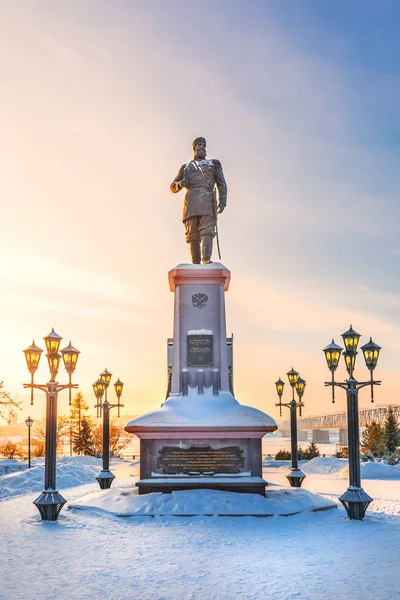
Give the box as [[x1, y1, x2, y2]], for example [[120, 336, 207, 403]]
[[69, 487, 336, 517], [0, 456, 102, 501], [339, 461, 400, 480], [301, 457, 347, 475]]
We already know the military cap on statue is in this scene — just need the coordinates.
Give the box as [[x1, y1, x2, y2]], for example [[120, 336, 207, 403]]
[[192, 136, 206, 149]]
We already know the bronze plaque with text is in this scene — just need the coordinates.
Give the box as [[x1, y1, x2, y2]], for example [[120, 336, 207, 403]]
[[157, 445, 244, 474], [187, 334, 213, 367]]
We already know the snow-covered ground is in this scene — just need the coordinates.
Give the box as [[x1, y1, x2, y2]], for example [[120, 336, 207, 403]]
[[0, 456, 102, 501], [1, 457, 400, 600]]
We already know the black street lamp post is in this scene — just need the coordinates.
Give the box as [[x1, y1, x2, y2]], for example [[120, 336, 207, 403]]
[[23, 329, 80, 521], [323, 325, 382, 520], [275, 369, 307, 487], [25, 416, 34, 468], [93, 374, 124, 489]]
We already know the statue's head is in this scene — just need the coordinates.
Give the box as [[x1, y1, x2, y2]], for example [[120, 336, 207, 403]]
[[192, 137, 206, 160]]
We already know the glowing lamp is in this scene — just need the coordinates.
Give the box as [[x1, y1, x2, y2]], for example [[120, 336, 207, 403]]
[[295, 377, 306, 399], [47, 353, 61, 381], [341, 325, 360, 355], [100, 368, 112, 388], [343, 351, 356, 377], [25, 416, 34, 429], [94, 378, 106, 399], [92, 381, 99, 398], [287, 368, 299, 386], [361, 337, 381, 372], [23, 341, 43, 374], [44, 328, 63, 354], [60, 342, 80, 375], [323, 339, 343, 372], [114, 378, 124, 399], [275, 378, 285, 398]]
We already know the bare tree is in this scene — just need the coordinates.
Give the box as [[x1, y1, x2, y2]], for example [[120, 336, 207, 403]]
[[91, 421, 130, 458], [0, 440, 24, 459], [0, 381, 20, 423], [33, 415, 71, 455], [31, 438, 45, 458]]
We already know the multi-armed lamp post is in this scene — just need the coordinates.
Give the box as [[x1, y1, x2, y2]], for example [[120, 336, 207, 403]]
[[23, 329, 80, 521], [275, 368, 307, 487], [93, 370, 124, 489], [323, 325, 381, 521]]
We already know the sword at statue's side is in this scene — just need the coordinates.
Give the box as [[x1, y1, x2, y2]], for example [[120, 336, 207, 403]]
[[213, 187, 222, 261]]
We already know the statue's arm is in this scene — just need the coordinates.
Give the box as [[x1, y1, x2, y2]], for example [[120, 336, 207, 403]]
[[213, 159, 227, 210], [170, 164, 186, 194]]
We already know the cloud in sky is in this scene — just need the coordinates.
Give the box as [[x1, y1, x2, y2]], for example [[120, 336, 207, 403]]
[[0, 1, 399, 421]]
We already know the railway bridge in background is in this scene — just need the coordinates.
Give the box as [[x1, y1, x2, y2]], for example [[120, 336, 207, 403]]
[[278, 404, 400, 445]]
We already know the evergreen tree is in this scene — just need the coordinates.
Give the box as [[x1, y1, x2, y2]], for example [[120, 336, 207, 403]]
[[70, 392, 93, 455], [304, 442, 320, 460], [297, 446, 307, 461], [383, 407, 400, 454], [72, 416, 94, 456], [361, 421, 385, 457]]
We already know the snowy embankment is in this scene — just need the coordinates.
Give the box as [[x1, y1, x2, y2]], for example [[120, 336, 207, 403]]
[[302, 456, 347, 475], [344, 461, 400, 479], [263, 456, 400, 479], [302, 457, 400, 479], [0, 456, 102, 501], [69, 486, 336, 517]]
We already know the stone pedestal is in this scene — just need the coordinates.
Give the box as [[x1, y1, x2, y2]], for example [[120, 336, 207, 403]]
[[125, 263, 277, 496]]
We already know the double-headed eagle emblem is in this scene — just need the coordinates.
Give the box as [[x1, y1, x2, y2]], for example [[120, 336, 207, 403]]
[[192, 293, 208, 309]]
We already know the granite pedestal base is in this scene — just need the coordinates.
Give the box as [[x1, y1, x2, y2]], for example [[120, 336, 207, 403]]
[[125, 428, 272, 496], [136, 477, 267, 496]]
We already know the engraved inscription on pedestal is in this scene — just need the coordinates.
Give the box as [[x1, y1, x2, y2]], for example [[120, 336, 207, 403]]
[[187, 334, 213, 367], [157, 445, 244, 474]]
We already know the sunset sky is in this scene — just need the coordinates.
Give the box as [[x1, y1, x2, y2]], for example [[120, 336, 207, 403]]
[[1, 1, 400, 424]]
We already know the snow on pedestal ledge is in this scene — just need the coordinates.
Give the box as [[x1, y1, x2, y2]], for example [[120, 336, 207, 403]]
[[173, 262, 227, 270], [68, 487, 337, 517], [125, 388, 276, 428]]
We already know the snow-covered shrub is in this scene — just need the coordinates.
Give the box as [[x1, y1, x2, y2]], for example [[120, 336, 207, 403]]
[[382, 450, 400, 466], [275, 450, 291, 460], [361, 452, 376, 462]]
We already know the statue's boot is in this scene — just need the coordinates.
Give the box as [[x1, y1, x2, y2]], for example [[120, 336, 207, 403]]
[[190, 241, 201, 264], [202, 235, 213, 264]]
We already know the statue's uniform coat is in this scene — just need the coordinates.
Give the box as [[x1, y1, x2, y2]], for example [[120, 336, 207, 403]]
[[170, 158, 227, 222]]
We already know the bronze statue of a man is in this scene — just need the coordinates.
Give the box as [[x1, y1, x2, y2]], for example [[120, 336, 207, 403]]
[[170, 137, 227, 264]]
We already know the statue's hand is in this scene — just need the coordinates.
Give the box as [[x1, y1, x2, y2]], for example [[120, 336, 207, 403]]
[[172, 180, 185, 192], [218, 205, 225, 214]]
